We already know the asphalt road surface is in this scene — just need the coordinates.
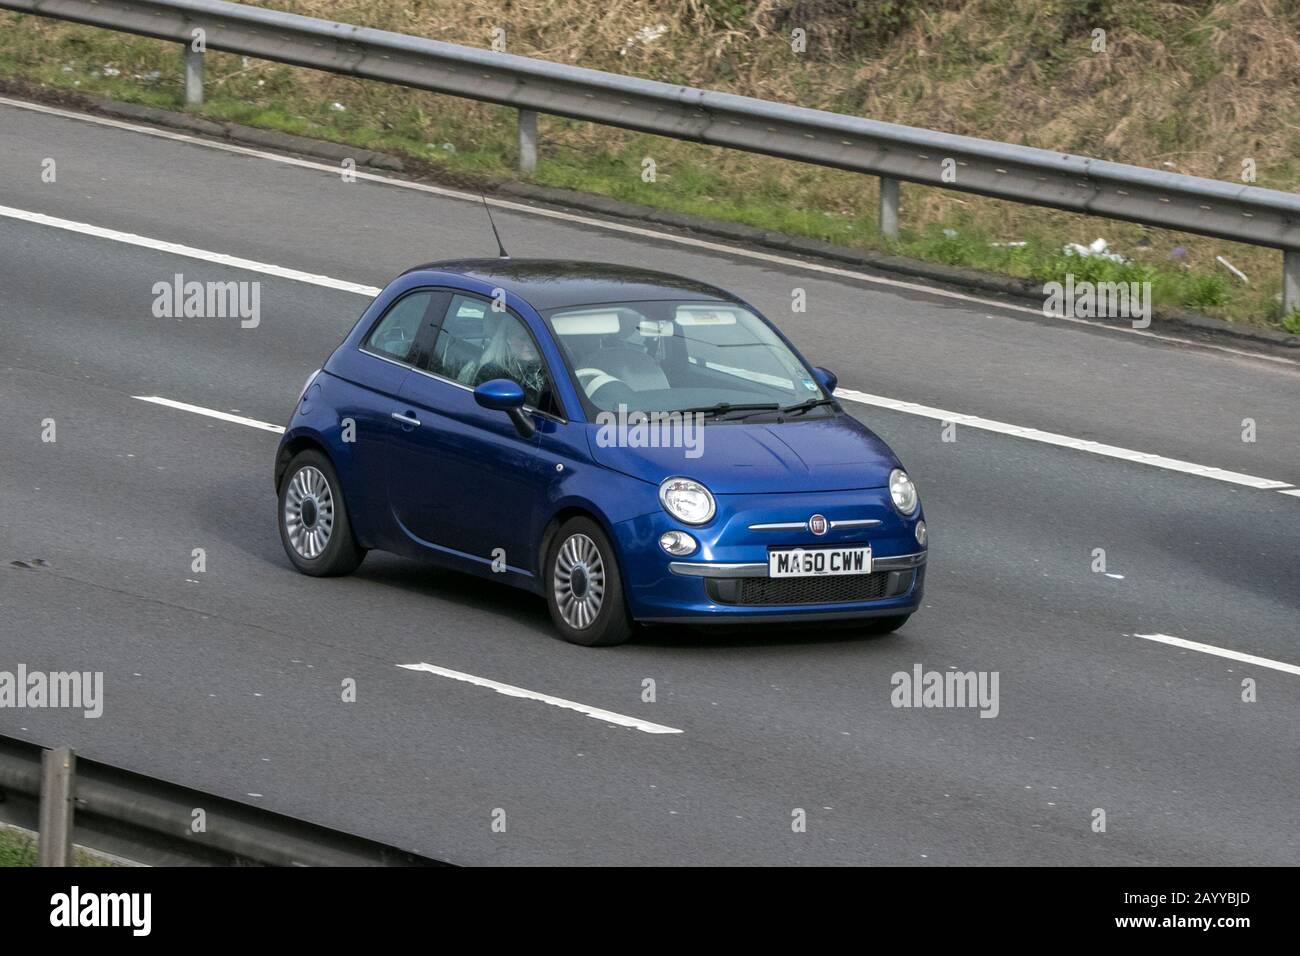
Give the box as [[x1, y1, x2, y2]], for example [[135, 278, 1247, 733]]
[[1, 97, 1297, 865]]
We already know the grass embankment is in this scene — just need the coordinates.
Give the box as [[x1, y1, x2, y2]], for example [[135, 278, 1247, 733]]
[[0, 824, 118, 866], [2, 0, 1298, 330], [0, 826, 37, 866]]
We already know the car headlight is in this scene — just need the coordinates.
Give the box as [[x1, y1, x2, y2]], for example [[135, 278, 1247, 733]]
[[889, 468, 918, 515], [658, 477, 716, 525]]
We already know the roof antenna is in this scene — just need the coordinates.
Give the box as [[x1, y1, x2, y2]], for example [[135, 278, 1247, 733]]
[[481, 194, 509, 259]]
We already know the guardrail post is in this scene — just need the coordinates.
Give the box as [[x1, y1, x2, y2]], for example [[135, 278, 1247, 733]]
[[878, 176, 900, 240], [184, 44, 204, 108], [38, 746, 75, 866], [1284, 249, 1300, 317], [518, 109, 538, 175]]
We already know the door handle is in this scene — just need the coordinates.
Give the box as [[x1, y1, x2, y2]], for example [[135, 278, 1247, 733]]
[[391, 411, 422, 427]]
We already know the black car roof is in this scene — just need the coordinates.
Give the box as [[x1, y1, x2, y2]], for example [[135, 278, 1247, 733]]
[[402, 259, 738, 310]]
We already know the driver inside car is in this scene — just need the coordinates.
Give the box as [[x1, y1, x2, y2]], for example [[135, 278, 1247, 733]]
[[460, 315, 548, 406]]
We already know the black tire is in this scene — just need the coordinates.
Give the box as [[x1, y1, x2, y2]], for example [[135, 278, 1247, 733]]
[[277, 450, 365, 577], [861, 613, 910, 635], [544, 517, 632, 647]]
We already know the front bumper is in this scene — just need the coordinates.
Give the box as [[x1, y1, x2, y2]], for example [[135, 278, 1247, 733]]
[[613, 487, 927, 623]]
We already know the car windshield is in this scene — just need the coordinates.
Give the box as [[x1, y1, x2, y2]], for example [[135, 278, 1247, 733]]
[[542, 300, 829, 418]]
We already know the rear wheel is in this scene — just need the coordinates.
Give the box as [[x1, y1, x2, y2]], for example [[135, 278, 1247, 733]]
[[278, 450, 365, 576], [545, 518, 631, 647]]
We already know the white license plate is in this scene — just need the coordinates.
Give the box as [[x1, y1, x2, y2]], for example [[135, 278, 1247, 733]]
[[768, 546, 872, 578]]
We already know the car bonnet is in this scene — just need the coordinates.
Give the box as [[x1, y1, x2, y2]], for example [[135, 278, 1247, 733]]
[[586, 413, 899, 493]]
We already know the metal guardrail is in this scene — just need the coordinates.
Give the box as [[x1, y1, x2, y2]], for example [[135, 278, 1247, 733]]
[[2, 0, 1298, 312], [0, 735, 443, 865]]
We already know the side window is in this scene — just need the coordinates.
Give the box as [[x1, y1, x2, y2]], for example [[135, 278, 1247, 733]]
[[428, 294, 490, 378], [429, 294, 557, 413], [365, 291, 434, 364]]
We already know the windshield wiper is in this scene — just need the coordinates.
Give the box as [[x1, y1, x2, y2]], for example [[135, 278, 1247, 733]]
[[778, 397, 837, 416], [677, 401, 781, 421]]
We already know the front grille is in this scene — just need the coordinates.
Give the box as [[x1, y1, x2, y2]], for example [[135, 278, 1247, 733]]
[[706, 570, 911, 606]]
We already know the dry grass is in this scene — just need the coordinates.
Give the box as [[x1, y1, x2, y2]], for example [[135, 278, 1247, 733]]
[[267, 0, 1300, 164]]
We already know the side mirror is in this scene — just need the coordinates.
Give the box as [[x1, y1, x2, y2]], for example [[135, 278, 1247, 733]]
[[474, 378, 535, 437], [813, 366, 838, 394]]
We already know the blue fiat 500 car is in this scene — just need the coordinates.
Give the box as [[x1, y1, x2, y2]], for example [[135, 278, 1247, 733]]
[[274, 260, 927, 646]]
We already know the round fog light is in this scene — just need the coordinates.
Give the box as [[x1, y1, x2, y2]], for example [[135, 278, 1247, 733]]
[[914, 520, 927, 547], [659, 531, 697, 556]]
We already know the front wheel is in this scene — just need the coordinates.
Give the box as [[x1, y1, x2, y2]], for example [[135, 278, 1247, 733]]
[[278, 450, 365, 576], [545, 518, 632, 646]]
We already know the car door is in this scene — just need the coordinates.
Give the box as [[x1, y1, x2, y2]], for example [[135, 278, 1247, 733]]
[[386, 292, 556, 579], [333, 287, 444, 547]]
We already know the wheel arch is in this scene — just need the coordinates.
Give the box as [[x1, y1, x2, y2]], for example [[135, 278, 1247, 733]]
[[274, 433, 333, 492], [537, 503, 619, 579]]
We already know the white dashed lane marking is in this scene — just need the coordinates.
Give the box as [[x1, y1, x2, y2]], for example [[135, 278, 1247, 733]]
[[398, 662, 684, 734], [132, 396, 285, 433], [1134, 633, 1300, 677]]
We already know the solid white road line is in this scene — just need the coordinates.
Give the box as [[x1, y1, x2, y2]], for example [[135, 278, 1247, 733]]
[[132, 395, 285, 433], [3, 95, 1297, 370], [5, 204, 1292, 496], [1134, 633, 1300, 677], [398, 662, 683, 734], [0, 204, 382, 297], [834, 388, 1294, 491]]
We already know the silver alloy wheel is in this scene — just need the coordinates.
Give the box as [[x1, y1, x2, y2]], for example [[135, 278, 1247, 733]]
[[553, 532, 606, 630], [283, 465, 335, 560]]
